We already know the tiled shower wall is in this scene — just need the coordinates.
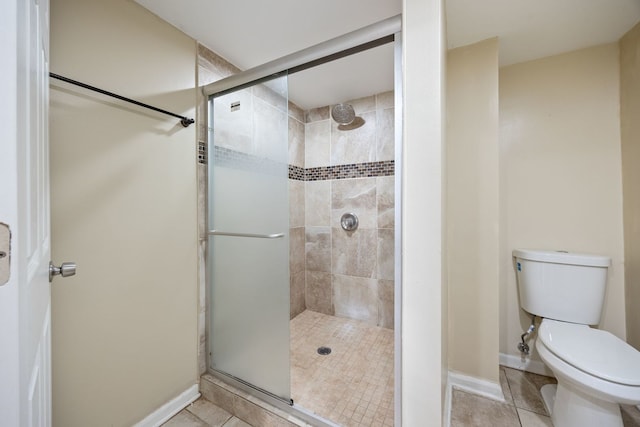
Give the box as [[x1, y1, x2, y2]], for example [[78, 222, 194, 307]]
[[298, 93, 395, 329], [288, 105, 307, 319]]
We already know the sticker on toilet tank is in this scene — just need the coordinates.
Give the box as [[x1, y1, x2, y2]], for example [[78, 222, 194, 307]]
[[517, 262, 521, 271]]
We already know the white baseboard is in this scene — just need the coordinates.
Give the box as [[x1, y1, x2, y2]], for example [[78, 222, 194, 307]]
[[448, 370, 505, 403], [444, 370, 506, 427], [133, 384, 200, 427], [499, 352, 555, 377], [443, 375, 452, 427]]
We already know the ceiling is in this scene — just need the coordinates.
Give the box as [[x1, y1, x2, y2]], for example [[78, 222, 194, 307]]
[[136, 0, 640, 111]]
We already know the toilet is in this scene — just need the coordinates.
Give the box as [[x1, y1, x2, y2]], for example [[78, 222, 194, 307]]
[[513, 249, 640, 427]]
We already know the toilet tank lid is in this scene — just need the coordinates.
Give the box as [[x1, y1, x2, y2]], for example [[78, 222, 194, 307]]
[[513, 249, 610, 267]]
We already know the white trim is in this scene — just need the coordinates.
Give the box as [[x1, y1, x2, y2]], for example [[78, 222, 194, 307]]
[[393, 30, 403, 427], [443, 374, 452, 427], [447, 371, 506, 403], [499, 352, 555, 377], [202, 15, 401, 97], [133, 384, 200, 427]]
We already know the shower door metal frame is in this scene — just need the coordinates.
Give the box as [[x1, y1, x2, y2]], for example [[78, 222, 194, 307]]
[[204, 15, 403, 427]]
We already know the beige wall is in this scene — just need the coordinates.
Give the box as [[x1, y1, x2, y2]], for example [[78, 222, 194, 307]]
[[447, 38, 500, 383], [50, 0, 198, 425], [621, 22, 640, 350], [402, 0, 447, 423], [499, 44, 626, 363]]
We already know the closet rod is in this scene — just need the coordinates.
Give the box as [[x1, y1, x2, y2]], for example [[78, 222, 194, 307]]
[[49, 72, 194, 127]]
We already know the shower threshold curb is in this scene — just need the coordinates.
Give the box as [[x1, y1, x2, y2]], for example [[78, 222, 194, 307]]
[[200, 373, 339, 427]]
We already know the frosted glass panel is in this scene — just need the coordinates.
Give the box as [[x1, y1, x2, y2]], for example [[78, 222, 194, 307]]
[[208, 76, 290, 401]]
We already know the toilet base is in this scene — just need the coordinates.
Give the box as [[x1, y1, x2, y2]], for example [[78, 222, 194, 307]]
[[546, 381, 623, 427], [540, 384, 556, 415]]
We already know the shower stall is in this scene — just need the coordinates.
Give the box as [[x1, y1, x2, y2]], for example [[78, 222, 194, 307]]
[[203, 16, 402, 426]]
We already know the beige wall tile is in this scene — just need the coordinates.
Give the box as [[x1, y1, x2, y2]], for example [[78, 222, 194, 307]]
[[288, 180, 305, 228], [305, 227, 331, 272], [330, 111, 376, 166], [332, 227, 377, 278], [198, 44, 240, 79], [305, 106, 330, 123], [376, 108, 395, 161], [378, 279, 394, 329], [346, 95, 376, 114], [333, 274, 379, 324], [289, 227, 305, 273], [377, 228, 394, 280], [199, 377, 236, 413], [290, 270, 306, 319], [305, 181, 330, 226], [232, 395, 297, 427], [288, 101, 304, 123], [288, 117, 305, 168], [331, 178, 377, 229], [305, 121, 330, 168], [253, 98, 288, 161], [377, 176, 395, 229], [306, 271, 333, 315], [376, 91, 394, 110]]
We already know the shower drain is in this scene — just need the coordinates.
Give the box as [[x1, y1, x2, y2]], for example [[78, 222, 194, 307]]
[[317, 346, 332, 355]]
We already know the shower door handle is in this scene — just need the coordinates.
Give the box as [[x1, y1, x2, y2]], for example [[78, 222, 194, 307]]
[[208, 230, 285, 239]]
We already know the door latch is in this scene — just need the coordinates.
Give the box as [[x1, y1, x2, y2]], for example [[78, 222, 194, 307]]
[[0, 223, 10, 286]]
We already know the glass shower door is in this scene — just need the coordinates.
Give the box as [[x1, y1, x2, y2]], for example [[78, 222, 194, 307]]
[[207, 76, 291, 402]]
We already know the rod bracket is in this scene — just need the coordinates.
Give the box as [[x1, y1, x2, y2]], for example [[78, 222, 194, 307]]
[[180, 118, 195, 127]]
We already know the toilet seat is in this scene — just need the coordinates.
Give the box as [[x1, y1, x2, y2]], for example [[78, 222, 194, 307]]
[[539, 319, 640, 386]]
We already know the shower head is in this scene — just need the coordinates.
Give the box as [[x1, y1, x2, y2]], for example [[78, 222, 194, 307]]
[[331, 103, 356, 125]]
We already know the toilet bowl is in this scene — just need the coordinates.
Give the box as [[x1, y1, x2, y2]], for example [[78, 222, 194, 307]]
[[512, 249, 640, 427], [535, 319, 640, 427]]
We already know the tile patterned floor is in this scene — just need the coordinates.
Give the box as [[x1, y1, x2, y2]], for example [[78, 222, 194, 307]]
[[451, 366, 640, 427], [165, 310, 394, 427], [163, 311, 640, 427], [290, 310, 395, 427]]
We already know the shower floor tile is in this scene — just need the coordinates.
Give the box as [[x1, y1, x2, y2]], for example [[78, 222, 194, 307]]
[[290, 310, 394, 427]]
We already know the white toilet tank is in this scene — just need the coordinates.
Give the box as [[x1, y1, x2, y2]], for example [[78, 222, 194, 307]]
[[513, 249, 611, 325]]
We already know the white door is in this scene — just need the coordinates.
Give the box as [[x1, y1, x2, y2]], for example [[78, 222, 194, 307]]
[[0, 0, 53, 425]]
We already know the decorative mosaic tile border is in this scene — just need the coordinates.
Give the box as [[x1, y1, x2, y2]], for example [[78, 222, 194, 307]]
[[289, 165, 305, 180], [304, 161, 394, 181], [212, 145, 394, 180]]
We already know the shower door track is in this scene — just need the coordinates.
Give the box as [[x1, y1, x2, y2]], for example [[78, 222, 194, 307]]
[[202, 15, 401, 99], [210, 369, 293, 406], [207, 370, 340, 427]]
